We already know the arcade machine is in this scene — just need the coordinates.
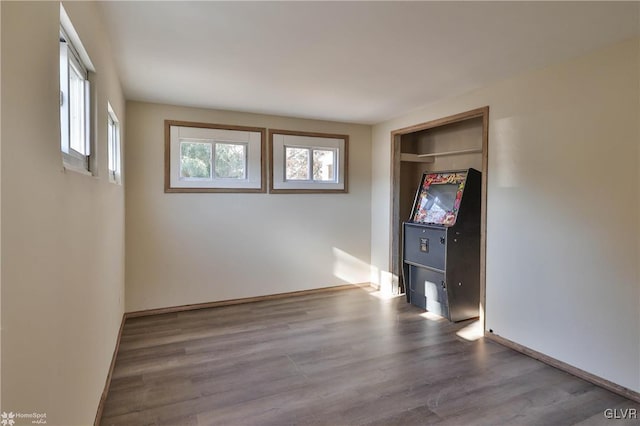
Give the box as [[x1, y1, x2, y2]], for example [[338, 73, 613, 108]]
[[402, 168, 481, 322]]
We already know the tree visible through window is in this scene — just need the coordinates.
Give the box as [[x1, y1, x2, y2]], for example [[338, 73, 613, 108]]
[[270, 130, 347, 193], [285, 146, 336, 182], [167, 121, 265, 193], [180, 141, 248, 180], [215, 143, 246, 179], [180, 142, 212, 179], [313, 149, 335, 181], [285, 147, 310, 180]]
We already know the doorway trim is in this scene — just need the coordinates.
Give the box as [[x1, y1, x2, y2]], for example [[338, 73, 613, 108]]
[[389, 106, 489, 325]]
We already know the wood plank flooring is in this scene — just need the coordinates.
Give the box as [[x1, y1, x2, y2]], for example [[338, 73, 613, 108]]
[[100, 287, 639, 425]]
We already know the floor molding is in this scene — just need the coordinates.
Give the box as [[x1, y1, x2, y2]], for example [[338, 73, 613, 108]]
[[125, 283, 372, 319], [94, 313, 127, 426], [485, 332, 640, 404]]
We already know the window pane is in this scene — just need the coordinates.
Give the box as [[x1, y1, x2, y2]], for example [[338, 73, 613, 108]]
[[215, 143, 246, 179], [107, 111, 121, 183], [313, 149, 335, 181], [108, 117, 115, 172], [69, 63, 85, 155], [285, 147, 310, 180], [180, 141, 212, 179]]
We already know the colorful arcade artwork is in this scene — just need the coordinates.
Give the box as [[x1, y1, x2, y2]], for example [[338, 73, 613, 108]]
[[411, 171, 467, 226]]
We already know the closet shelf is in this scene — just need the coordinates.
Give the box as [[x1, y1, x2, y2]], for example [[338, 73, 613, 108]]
[[400, 153, 434, 163], [416, 148, 482, 158]]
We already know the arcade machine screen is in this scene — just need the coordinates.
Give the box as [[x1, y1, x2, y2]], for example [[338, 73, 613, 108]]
[[411, 171, 467, 226]]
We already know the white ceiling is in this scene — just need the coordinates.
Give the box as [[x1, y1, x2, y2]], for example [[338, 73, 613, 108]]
[[98, 1, 639, 125]]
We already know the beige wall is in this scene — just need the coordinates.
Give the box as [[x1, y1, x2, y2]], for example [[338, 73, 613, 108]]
[[372, 38, 640, 392], [125, 102, 371, 312], [0, 0, 3, 410], [1, 2, 125, 424], [0, 3, 635, 422]]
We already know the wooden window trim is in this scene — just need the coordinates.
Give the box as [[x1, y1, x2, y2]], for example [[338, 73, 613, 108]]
[[268, 129, 349, 194], [164, 120, 267, 193]]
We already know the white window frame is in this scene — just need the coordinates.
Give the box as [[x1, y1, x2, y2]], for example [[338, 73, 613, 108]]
[[107, 103, 122, 184], [165, 120, 266, 193], [60, 5, 95, 174], [283, 145, 338, 183], [269, 130, 348, 193]]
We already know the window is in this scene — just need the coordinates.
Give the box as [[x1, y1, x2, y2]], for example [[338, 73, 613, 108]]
[[165, 121, 266, 193], [60, 5, 94, 173], [284, 146, 336, 182], [107, 103, 122, 184], [178, 141, 247, 180], [269, 130, 348, 193], [214, 142, 246, 179]]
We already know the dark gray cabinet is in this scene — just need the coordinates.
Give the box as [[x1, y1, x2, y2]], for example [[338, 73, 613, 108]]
[[402, 169, 481, 322]]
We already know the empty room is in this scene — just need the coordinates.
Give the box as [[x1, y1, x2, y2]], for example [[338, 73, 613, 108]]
[[1, 1, 640, 425]]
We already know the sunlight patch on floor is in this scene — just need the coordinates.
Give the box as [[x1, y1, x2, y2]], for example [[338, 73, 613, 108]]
[[419, 311, 446, 322], [456, 320, 483, 341], [368, 290, 404, 300]]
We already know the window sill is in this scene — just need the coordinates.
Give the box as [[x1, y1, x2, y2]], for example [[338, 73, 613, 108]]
[[63, 163, 94, 177]]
